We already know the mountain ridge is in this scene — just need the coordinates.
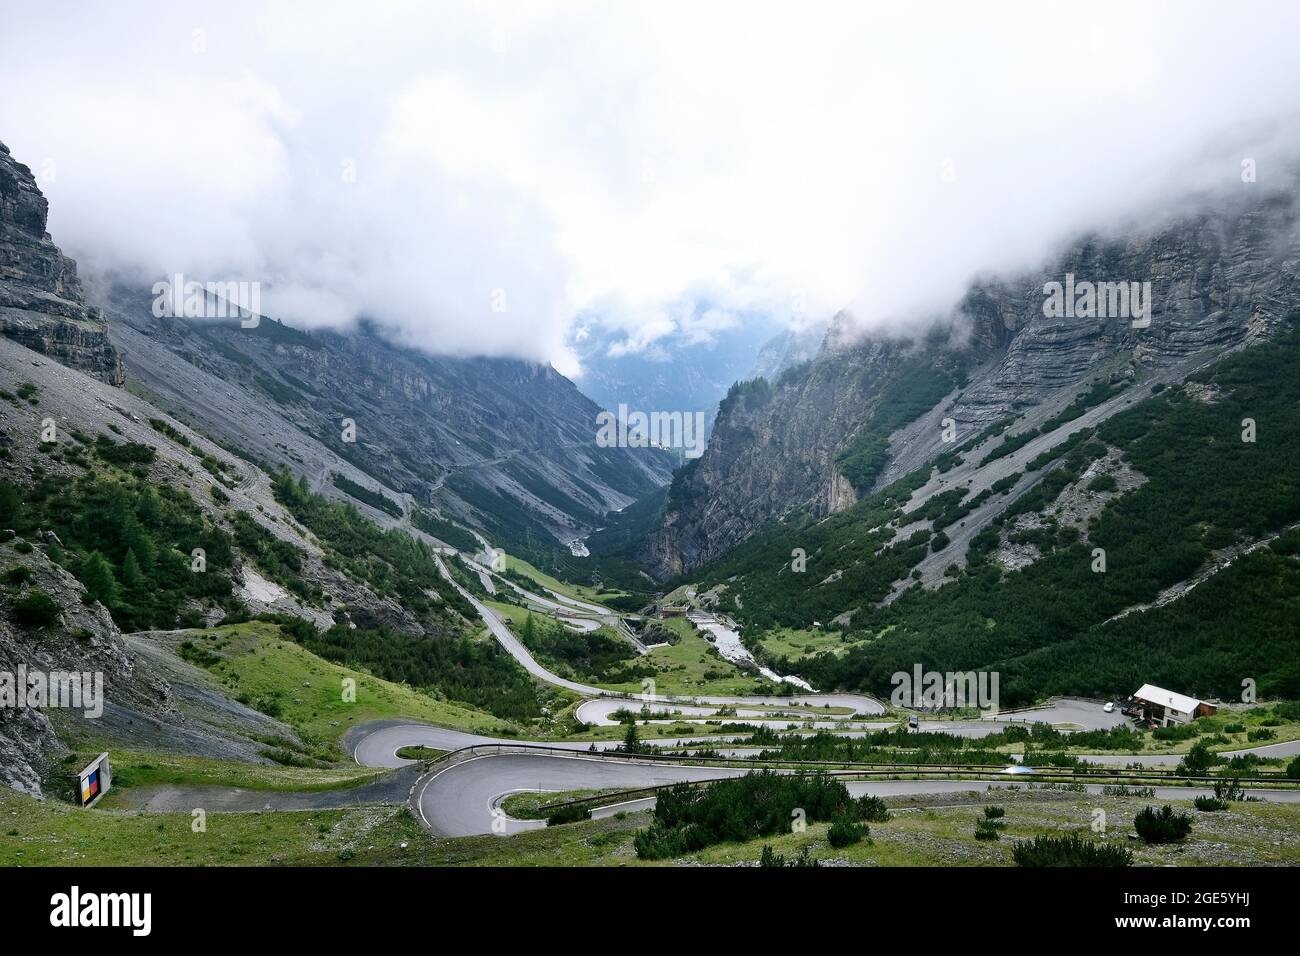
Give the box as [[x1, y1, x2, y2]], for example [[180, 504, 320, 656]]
[[643, 182, 1300, 581], [0, 142, 123, 385]]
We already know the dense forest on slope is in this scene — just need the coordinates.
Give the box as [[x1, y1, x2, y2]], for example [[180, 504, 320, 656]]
[[271, 615, 548, 724], [516, 612, 652, 684], [690, 463, 934, 626], [410, 507, 480, 552], [0, 449, 238, 630], [271, 469, 477, 627], [710, 316, 1300, 705]]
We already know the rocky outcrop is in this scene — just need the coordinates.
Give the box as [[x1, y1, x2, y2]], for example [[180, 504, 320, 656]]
[[649, 335, 923, 576], [0, 540, 176, 795], [946, 191, 1299, 435], [0, 140, 124, 385], [647, 184, 1300, 579]]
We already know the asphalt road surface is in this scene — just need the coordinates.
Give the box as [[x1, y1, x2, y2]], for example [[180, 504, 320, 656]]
[[407, 748, 1300, 837]]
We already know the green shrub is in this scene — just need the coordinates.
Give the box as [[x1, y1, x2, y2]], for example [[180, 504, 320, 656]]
[[991, 473, 1021, 494], [1012, 833, 1133, 867], [1177, 740, 1217, 775], [331, 473, 402, 518], [826, 816, 866, 848], [4, 565, 32, 586], [1088, 473, 1119, 493], [759, 845, 820, 867], [177, 640, 222, 668], [1211, 778, 1246, 803], [11, 590, 59, 629], [974, 817, 1001, 841], [856, 794, 892, 822], [1134, 805, 1193, 844], [1153, 722, 1201, 742], [1273, 701, 1300, 721], [546, 803, 592, 826], [633, 771, 862, 860], [93, 436, 156, 467]]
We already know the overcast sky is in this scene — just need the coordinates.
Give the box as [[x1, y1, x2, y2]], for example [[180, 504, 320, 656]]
[[3, 0, 1300, 376]]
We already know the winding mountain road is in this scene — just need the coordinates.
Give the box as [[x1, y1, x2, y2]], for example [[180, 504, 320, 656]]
[[340, 558, 1299, 839], [386, 741, 1300, 837], [432, 552, 885, 716]]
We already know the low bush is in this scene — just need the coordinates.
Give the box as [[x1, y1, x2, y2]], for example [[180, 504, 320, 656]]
[[974, 817, 1001, 841], [826, 816, 866, 848], [1134, 805, 1193, 844], [856, 795, 892, 822], [1012, 833, 1133, 867], [3, 565, 32, 586], [759, 845, 819, 867], [11, 590, 59, 629], [546, 804, 592, 826], [633, 771, 866, 860]]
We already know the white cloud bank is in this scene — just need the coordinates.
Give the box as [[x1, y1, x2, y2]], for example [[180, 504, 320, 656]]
[[3, 0, 1300, 374]]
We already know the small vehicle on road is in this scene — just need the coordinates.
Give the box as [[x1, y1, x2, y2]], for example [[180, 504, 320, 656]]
[[907, 715, 919, 730], [1103, 702, 1115, 713]]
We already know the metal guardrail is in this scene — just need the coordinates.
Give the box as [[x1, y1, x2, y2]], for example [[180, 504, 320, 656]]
[[531, 767, 1300, 817], [419, 741, 1300, 788]]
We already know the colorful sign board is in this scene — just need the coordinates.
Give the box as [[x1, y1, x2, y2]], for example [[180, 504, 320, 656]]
[[77, 752, 111, 808]]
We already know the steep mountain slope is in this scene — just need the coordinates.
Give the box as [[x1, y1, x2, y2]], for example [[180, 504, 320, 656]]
[[646, 184, 1300, 580], [735, 323, 1300, 706], [105, 286, 674, 570], [0, 142, 122, 384], [0, 140, 581, 793], [632, 183, 1300, 705]]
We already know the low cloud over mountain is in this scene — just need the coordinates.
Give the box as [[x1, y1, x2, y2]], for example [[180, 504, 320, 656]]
[[3, 1, 1300, 374]]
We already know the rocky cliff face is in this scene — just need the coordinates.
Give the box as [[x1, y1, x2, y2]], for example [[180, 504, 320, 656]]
[[648, 333, 937, 577], [0, 141, 124, 385], [646, 185, 1300, 579], [105, 288, 676, 568]]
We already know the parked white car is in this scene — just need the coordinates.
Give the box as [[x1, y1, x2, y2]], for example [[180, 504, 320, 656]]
[[1103, 702, 1115, 713]]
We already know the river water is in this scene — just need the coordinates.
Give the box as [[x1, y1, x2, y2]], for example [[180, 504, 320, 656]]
[[687, 612, 814, 691]]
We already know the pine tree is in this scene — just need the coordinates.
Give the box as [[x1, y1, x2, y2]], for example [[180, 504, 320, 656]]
[[273, 468, 298, 504], [122, 548, 145, 591], [0, 483, 22, 527], [623, 721, 641, 754], [135, 485, 162, 527], [80, 551, 120, 607], [123, 516, 157, 571]]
